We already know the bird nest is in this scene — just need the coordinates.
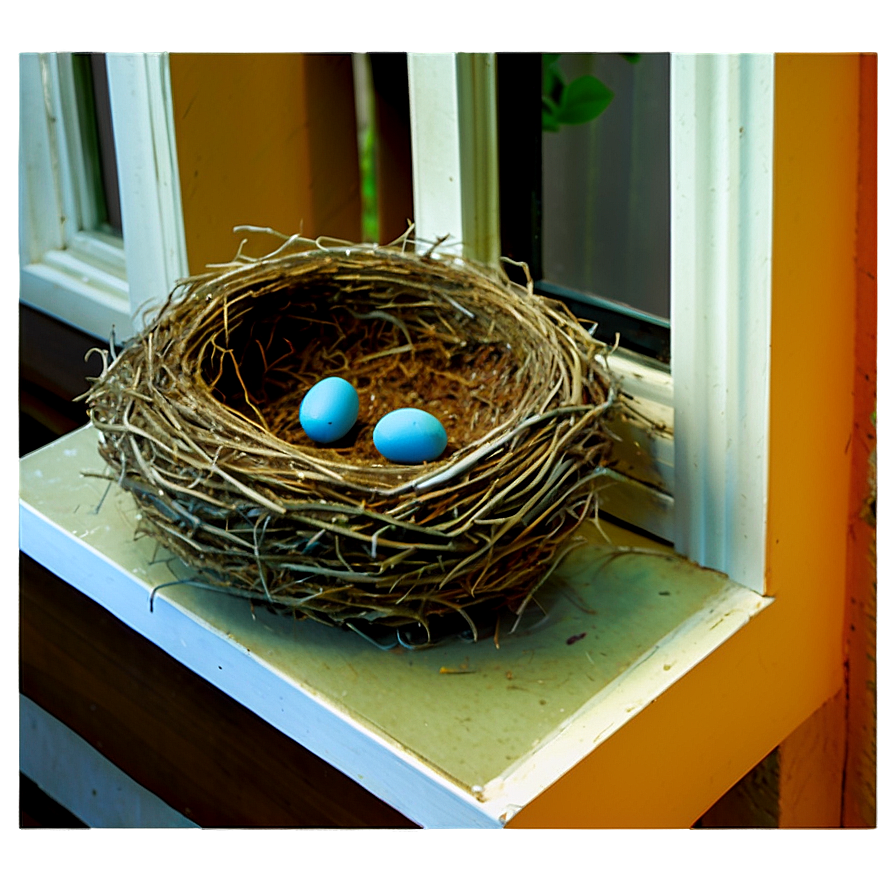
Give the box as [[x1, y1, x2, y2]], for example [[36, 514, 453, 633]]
[[84, 229, 617, 645]]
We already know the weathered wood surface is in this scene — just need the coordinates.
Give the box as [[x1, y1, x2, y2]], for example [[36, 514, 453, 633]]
[[20, 554, 416, 828]]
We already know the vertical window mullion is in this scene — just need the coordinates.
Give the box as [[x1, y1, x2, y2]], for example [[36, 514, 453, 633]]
[[407, 53, 500, 266], [407, 53, 464, 251], [19, 53, 64, 263], [44, 54, 91, 248], [670, 53, 774, 593], [105, 52, 189, 321]]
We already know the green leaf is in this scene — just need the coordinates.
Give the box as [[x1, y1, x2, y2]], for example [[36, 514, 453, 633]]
[[620, 53, 641, 64], [543, 63, 565, 105], [555, 75, 614, 126], [541, 98, 560, 132], [542, 53, 562, 68], [542, 113, 560, 132]]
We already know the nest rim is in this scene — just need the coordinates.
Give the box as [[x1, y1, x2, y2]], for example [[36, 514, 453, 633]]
[[84, 229, 618, 641]]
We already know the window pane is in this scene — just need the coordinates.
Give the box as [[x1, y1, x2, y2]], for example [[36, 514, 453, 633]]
[[541, 53, 670, 321], [88, 54, 122, 235], [73, 53, 122, 236]]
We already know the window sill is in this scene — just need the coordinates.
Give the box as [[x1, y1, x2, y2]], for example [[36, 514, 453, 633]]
[[19, 425, 772, 828], [21, 260, 132, 342]]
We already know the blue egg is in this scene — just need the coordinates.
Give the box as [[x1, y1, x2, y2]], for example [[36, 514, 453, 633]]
[[299, 377, 359, 443], [373, 408, 448, 464]]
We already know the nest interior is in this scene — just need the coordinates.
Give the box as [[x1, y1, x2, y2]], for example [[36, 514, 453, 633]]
[[85, 234, 616, 642]]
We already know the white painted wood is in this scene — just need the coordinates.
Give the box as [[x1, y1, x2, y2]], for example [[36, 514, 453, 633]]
[[67, 229, 129, 277], [407, 53, 500, 266], [597, 475, 675, 544], [19, 441, 501, 829], [20, 695, 198, 828], [408, 54, 465, 253], [670, 54, 774, 593], [19, 52, 188, 342], [32, 55, 82, 252], [608, 350, 673, 415], [19, 53, 131, 338], [455, 53, 501, 267], [36, 247, 127, 293], [480, 580, 773, 822], [20, 425, 774, 827], [53, 54, 108, 243], [106, 53, 189, 325], [605, 410, 673, 494], [20, 255, 131, 342], [606, 349, 674, 495], [595, 350, 675, 540], [18, 54, 71, 266]]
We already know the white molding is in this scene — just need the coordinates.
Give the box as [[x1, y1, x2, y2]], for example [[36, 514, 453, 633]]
[[53, 53, 107, 242], [19, 52, 188, 342], [67, 229, 128, 277], [670, 54, 774, 593], [106, 53, 189, 327], [407, 53, 500, 266], [408, 54, 464, 251], [21, 260, 132, 340], [20, 695, 198, 828], [598, 475, 675, 544], [600, 350, 674, 540], [19, 53, 130, 339], [481, 577, 772, 819], [608, 350, 674, 414], [19, 54, 66, 265], [456, 53, 501, 267], [607, 350, 674, 490]]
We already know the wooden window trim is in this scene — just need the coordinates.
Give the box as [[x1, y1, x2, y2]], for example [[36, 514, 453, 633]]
[[19, 52, 188, 342], [405, 53, 774, 590]]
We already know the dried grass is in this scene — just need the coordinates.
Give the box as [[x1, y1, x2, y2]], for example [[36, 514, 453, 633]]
[[83, 228, 617, 642]]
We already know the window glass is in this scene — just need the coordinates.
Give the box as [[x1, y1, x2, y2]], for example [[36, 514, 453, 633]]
[[541, 53, 670, 321], [72, 53, 122, 236], [497, 53, 670, 361]]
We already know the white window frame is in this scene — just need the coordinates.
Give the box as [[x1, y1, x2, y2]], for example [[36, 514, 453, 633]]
[[19, 52, 188, 343], [407, 52, 773, 594]]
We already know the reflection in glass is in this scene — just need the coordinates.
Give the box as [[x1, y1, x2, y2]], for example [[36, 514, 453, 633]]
[[541, 53, 670, 321]]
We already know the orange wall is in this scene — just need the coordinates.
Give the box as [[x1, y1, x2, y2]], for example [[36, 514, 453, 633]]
[[763, 51, 860, 717], [168, 53, 362, 275], [776, 52, 876, 828]]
